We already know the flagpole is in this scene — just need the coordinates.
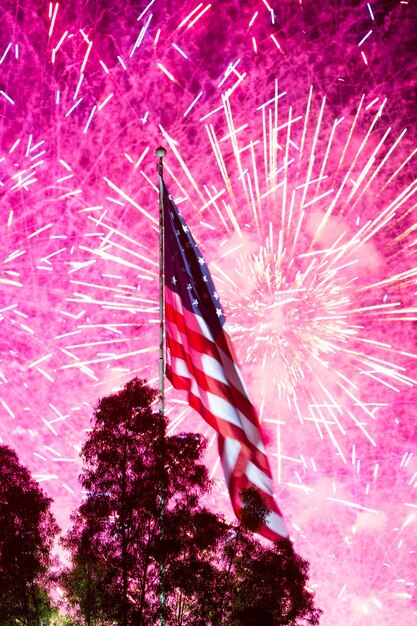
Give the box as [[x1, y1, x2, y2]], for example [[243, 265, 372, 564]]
[[156, 146, 167, 417], [156, 145, 167, 626]]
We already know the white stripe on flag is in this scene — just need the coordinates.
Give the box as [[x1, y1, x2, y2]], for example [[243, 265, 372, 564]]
[[171, 355, 191, 379], [245, 459, 274, 496], [201, 353, 228, 384], [172, 354, 267, 453], [267, 510, 288, 538], [220, 437, 241, 487], [189, 381, 245, 430]]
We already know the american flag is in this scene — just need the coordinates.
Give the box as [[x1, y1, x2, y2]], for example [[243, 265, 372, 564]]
[[162, 179, 288, 541]]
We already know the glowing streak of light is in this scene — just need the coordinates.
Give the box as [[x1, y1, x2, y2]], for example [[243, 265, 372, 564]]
[[51, 31, 68, 63], [99, 59, 109, 73], [74, 74, 84, 100], [65, 98, 83, 117], [187, 4, 211, 29], [78, 245, 152, 274], [28, 355, 53, 369], [160, 127, 206, 204], [37, 368, 54, 382], [270, 34, 284, 53], [83, 106, 97, 133], [350, 128, 408, 214], [0, 43, 12, 64], [326, 497, 379, 514], [4, 249, 26, 263], [103, 177, 158, 225], [183, 92, 203, 117], [157, 63, 177, 83], [0, 90, 14, 105], [62, 484, 75, 494], [137, 0, 155, 21], [97, 93, 114, 111], [33, 474, 59, 482], [60, 346, 158, 369], [130, 13, 153, 57], [249, 11, 258, 27], [0, 399, 15, 419], [218, 59, 242, 89], [48, 2, 59, 39], [172, 43, 187, 59], [27, 224, 53, 239], [358, 31, 373, 46], [300, 97, 326, 213], [223, 71, 246, 98], [9, 138, 20, 153], [134, 146, 150, 169], [0, 277, 22, 287], [177, 4, 203, 29], [79, 30, 90, 44], [117, 56, 127, 70]]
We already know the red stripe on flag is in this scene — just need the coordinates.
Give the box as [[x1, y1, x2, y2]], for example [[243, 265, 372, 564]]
[[166, 297, 261, 424], [166, 358, 272, 477]]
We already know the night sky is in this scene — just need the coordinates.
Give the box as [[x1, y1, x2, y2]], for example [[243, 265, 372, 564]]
[[1, 1, 417, 623]]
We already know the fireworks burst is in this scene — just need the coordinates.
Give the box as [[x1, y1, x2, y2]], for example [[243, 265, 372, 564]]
[[1, 1, 417, 623], [208, 91, 417, 451]]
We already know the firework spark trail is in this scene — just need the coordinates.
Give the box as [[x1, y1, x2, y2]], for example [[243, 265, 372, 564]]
[[1, 0, 417, 623]]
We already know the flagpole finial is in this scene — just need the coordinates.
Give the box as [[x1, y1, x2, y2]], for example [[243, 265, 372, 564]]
[[156, 146, 167, 177]]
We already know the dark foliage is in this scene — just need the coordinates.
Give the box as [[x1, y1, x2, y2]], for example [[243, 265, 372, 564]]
[[204, 487, 322, 626], [61, 378, 227, 625], [216, 530, 321, 626], [61, 378, 321, 625], [0, 445, 59, 626]]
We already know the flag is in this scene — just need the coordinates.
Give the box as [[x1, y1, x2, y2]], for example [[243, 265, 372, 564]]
[[162, 179, 288, 541]]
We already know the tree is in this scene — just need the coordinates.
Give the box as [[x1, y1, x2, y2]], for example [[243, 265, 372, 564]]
[[215, 532, 321, 626], [212, 488, 322, 626], [60, 515, 114, 626], [61, 378, 226, 626], [61, 378, 321, 625], [0, 445, 59, 626]]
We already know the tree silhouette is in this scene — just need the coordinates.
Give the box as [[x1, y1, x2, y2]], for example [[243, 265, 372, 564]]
[[215, 526, 321, 625], [0, 445, 59, 626], [61, 378, 321, 625], [206, 488, 321, 626], [61, 378, 226, 625]]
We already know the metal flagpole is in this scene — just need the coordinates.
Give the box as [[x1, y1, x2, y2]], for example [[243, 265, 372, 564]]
[[155, 145, 167, 626], [156, 146, 167, 417]]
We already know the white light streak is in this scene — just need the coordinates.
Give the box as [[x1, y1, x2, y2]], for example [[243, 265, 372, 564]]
[[0, 90, 14, 105], [137, 0, 155, 21], [83, 105, 97, 133], [48, 2, 59, 38], [177, 4, 203, 29], [172, 43, 188, 59], [187, 4, 212, 28], [0, 43, 12, 64], [358, 30, 373, 46], [65, 98, 83, 117]]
